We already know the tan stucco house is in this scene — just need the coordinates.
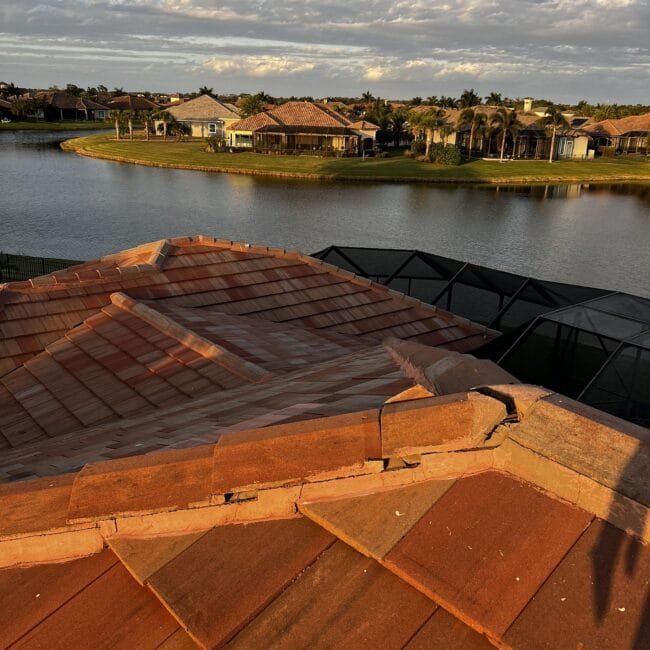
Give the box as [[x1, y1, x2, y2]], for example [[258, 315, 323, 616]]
[[160, 95, 241, 138]]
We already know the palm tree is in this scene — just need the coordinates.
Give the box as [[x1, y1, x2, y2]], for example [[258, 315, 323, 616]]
[[491, 107, 522, 162], [389, 109, 408, 147], [361, 91, 374, 103], [239, 94, 266, 118], [408, 108, 447, 158], [459, 88, 481, 109], [459, 108, 488, 160], [538, 107, 570, 163], [123, 109, 135, 141], [485, 92, 502, 106], [112, 109, 123, 140], [426, 96, 439, 106], [141, 109, 154, 141], [156, 111, 173, 141], [198, 86, 213, 96]]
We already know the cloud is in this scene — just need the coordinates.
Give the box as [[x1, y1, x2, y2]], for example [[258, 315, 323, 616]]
[[0, 0, 647, 102], [204, 56, 315, 77]]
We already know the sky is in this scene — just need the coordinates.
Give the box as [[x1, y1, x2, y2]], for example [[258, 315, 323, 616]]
[[1, 1, 649, 103]]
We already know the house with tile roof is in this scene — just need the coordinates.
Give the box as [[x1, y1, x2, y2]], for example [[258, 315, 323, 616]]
[[36, 91, 111, 121], [105, 94, 160, 113], [584, 113, 650, 154], [409, 105, 592, 160], [0, 235, 648, 648], [227, 101, 379, 155], [158, 94, 241, 139]]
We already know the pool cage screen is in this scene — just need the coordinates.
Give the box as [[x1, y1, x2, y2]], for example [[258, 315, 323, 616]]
[[313, 246, 648, 427]]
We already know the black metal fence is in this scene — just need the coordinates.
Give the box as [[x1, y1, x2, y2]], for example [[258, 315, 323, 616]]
[[0, 252, 81, 282]]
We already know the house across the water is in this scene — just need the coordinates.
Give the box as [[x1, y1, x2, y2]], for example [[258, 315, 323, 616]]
[[584, 113, 650, 154], [36, 91, 111, 121], [227, 101, 379, 156], [409, 104, 592, 160], [160, 94, 241, 138]]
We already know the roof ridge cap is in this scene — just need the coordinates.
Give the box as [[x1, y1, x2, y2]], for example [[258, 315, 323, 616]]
[[110, 292, 273, 383]]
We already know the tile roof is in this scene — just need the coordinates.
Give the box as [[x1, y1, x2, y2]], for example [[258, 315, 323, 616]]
[[0, 236, 648, 648], [105, 95, 160, 112], [228, 101, 354, 132], [584, 113, 650, 136], [166, 94, 240, 122], [36, 91, 110, 112]]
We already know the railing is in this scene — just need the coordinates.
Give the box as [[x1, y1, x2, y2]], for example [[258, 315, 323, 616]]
[[0, 252, 82, 282]]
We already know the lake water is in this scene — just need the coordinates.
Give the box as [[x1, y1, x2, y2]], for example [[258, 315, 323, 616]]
[[1, 130, 648, 296]]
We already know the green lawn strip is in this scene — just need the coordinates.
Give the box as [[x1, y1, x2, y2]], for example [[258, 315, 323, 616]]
[[2, 121, 113, 132], [62, 135, 650, 184]]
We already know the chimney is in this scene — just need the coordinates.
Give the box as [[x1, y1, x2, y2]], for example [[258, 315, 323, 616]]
[[523, 97, 533, 112]]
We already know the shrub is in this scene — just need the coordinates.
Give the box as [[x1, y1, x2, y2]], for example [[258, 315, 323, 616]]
[[411, 140, 426, 155], [427, 143, 462, 166], [206, 135, 227, 152]]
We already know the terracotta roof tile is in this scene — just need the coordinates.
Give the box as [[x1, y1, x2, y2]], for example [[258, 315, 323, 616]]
[[384, 472, 594, 637], [300, 479, 455, 559], [505, 519, 650, 649], [0, 549, 118, 647], [14, 553, 178, 648], [228, 540, 436, 648], [108, 531, 207, 584], [405, 607, 494, 649], [147, 518, 334, 647]]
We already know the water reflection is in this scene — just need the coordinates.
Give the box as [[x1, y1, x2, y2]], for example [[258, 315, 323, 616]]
[[0, 131, 648, 296]]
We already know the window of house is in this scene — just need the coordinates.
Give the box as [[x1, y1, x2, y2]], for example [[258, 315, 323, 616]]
[[209, 123, 217, 133]]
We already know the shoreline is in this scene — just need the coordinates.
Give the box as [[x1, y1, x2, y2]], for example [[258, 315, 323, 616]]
[[61, 135, 650, 186]]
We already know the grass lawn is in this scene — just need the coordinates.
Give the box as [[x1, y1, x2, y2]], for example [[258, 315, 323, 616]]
[[2, 121, 112, 132], [62, 134, 650, 184]]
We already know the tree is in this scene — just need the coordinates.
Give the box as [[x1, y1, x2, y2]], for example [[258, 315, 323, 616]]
[[439, 96, 457, 109], [141, 109, 154, 141], [123, 109, 135, 141], [491, 107, 522, 162], [198, 86, 213, 96], [459, 108, 488, 160], [112, 109, 124, 140], [65, 84, 82, 96], [485, 92, 502, 105], [112, 87, 124, 97], [426, 96, 439, 106], [389, 109, 408, 147], [459, 88, 481, 108], [239, 93, 266, 118], [408, 107, 446, 158], [538, 106, 570, 163], [156, 111, 174, 141], [361, 91, 374, 103], [10, 99, 27, 119], [410, 97, 422, 106]]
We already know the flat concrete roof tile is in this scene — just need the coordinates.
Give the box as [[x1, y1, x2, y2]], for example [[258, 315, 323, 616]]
[[300, 479, 455, 559], [147, 517, 334, 647], [228, 540, 436, 649], [505, 519, 650, 649], [14, 556, 178, 648], [0, 549, 118, 647], [384, 471, 594, 637]]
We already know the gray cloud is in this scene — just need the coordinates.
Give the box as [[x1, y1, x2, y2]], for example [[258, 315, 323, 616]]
[[0, 0, 648, 101]]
